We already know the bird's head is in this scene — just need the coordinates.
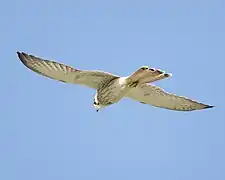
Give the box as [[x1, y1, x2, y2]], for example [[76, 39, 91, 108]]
[[93, 95, 105, 112]]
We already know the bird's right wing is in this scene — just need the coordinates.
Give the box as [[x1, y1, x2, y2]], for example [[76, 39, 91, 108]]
[[17, 52, 119, 89], [126, 84, 214, 111]]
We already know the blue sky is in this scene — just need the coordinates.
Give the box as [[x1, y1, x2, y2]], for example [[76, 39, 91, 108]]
[[1, 0, 224, 179]]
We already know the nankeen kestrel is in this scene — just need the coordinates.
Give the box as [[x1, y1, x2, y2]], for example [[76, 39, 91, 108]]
[[17, 52, 214, 112]]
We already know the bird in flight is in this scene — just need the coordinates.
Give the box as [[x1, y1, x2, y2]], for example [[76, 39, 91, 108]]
[[17, 52, 214, 112]]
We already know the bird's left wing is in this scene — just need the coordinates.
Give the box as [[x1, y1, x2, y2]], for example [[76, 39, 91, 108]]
[[17, 52, 119, 89], [126, 84, 214, 111]]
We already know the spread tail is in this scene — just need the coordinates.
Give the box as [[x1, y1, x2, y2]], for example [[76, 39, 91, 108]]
[[127, 66, 172, 85]]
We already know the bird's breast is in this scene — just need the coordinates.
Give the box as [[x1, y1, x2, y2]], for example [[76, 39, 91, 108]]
[[97, 77, 129, 105]]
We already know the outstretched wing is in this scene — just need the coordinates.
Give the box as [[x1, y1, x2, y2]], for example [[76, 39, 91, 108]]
[[17, 52, 119, 89], [126, 84, 214, 111]]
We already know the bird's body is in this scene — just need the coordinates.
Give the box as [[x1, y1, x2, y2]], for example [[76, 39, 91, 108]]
[[17, 52, 214, 112], [96, 77, 126, 106], [95, 76, 140, 108]]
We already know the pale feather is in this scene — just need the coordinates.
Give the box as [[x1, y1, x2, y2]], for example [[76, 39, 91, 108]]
[[17, 52, 119, 89], [126, 84, 214, 111]]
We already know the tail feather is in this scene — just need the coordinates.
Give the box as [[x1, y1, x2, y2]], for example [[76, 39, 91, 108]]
[[128, 66, 150, 82], [127, 66, 172, 85], [140, 71, 172, 83]]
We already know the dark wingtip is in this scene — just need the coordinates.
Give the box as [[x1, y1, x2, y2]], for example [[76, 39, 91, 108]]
[[204, 105, 215, 109], [16, 51, 21, 58], [17, 51, 23, 59], [17, 51, 27, 57], [17, 51, 29, 67]]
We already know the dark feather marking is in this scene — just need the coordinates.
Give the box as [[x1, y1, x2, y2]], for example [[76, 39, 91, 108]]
[[140, 101, 146, 104]]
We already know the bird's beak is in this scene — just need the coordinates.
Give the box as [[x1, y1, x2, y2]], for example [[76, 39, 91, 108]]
[[96, 109, 99, 112]]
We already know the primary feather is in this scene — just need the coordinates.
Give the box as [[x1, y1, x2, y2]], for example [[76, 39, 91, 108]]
[[17, 52, 119, 89]]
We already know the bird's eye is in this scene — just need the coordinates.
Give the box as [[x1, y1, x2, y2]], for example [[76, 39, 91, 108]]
[[94, 101, 98, 105]]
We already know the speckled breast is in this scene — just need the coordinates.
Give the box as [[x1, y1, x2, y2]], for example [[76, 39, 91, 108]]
[[97, 77, 129, 105]]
